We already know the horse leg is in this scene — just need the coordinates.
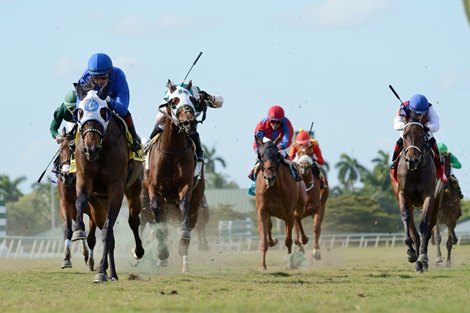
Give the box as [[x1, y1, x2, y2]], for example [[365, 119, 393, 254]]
[[149, 195, 169, 265], [417, 196, 436, 272], [61, 200, 73, 269], [312, 212, 322, 260], [284, 218, 294, 255], [72, 188, 88, 241], [446, 223, 457, 267], [267, 218, 278, 247], [434, 226, 444, 264], [293, 220, 301, 247], [87, 219, 97, 271], [95, 208, 120, 283], [178, 196, 193, 273], [399, 194, 417, 263], [257, 210, 270, 271], [125, 184, 145, 260]]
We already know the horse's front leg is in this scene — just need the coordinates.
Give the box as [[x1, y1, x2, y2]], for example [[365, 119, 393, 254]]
[[284, 218, 294, 255], [433, 226, 444, 264], [149, 190, 169, 265], [418, 195, 436, 271], [125, 181, 145, 260], [312, 211, 322, 260], [72, 181, 89, 241], [87, 219, 97, 272], [60, 196, 74, 269], [398, 192, 417, 263], [178, 193, 192, 273], [257, 210, 270, 271]]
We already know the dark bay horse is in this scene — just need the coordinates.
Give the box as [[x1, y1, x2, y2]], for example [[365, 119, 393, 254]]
[[294, 145, 329, 260], [392, 115, 441, 272], [57, 127, 97, 271], [145, 80, 205, 273], [255, 136, 307, 270], [432, 154, 462, 266], [71, 90, 144, 282]]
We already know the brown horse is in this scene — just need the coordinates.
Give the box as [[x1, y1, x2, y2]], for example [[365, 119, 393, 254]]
[[391, 114, 441, 272], [432, 154, 462, 266], [294, 145, 329, 260], [57, 127, 97, 271], [71, 90, 144, 282], [145, 80, 205, 272], [254, 136, 306, 270]]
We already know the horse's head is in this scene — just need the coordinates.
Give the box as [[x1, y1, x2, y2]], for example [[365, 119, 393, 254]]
[[296, 144, 315, 176], [74, 90, 112, 161], [255, 136, 282, 188], [58, 127, 75, 185], [402, 113, 428, 171], [166, 80, 197, 134]]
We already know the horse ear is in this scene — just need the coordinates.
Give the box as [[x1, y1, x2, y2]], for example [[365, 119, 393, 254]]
[[61, 127, 66, 137], [167, 79, 176, 93], [74, 82, 87, 100], [187, 80, 192, 91]]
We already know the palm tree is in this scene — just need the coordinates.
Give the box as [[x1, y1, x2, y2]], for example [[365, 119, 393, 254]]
[[335, 153, 368, 192], [202, 144, 226, 173], [0, 174, 26, 203]]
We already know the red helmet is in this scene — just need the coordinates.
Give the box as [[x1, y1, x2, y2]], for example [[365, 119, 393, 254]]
[[267, 105, 285, 121], [295, 129, 310, 145]]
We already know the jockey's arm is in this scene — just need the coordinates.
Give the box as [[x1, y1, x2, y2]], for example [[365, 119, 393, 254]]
[[449, 153, 462, 169], [393, 115, 405, 131], [107, 74, 130, 117], [312, 141, 325, 165], [50, 105, 66, 139], [425, 107, 440, 133]]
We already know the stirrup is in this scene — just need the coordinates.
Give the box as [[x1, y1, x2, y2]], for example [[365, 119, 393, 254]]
[[132, 139, 141, 152]]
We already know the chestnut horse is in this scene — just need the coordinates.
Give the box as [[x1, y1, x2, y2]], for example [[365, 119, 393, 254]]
[[432, 153, 462, 266], [254, 136, 306, 270], [294, 145, 329, 260], [71, 90, 144, 282], [57, 127, 97, 271], [145, 80, 205, 272], [391, 114, 441, 272]]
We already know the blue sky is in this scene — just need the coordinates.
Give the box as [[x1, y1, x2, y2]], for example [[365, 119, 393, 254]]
[[1, 0, 470, 197]]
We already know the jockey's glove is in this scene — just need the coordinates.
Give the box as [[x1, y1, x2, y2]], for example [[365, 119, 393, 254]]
[[55, 135, 63, 144]]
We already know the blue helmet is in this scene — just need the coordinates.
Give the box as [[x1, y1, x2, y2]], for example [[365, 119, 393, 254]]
[[409, 94, 429, 114], [87, 53, 113, 75]]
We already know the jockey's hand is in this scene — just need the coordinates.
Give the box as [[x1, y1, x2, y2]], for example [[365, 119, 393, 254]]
[[199, 91, 214, 102], [55, 135, 63, 144]]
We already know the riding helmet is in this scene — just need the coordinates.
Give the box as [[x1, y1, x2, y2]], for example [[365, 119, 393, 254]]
[[437, 142, 448, 154], [87, 53, 113, 75], [409, 94, 429, 114], [63, 90, 77, 110], [295, 129, 311, 145], [267, 105, 285, 121]]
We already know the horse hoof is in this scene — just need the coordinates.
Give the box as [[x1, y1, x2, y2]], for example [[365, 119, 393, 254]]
[[72, 230, 87, 242], [435, 256, 444, 264], [415, 261, 424, 273], [61, 260, 72, 269], [313, 249, 321, 260], [269, 238, 278, 247], [407, 250, 418, 263], [94, 272, 108, 283], [132, 247, 145, 260], [418, 254, 429, 263], [301, 237, 309, 245], [88, 258, 95, 272], [157, 246, 169, 260]]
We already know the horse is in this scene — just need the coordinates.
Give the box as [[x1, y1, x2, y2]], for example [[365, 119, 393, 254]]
[[294, 144, 329, 260], [432, 153, 462, 266], [71, 89, 145, 282], [254, 136, 307, 270], [56, 126, 97, 271], [144, 80, 205, 273], [391, 114, 442, 272], [139, 193, 210, 251]]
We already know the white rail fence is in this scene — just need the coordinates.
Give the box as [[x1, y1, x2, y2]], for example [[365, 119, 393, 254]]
[[2, 231, 470, 259]]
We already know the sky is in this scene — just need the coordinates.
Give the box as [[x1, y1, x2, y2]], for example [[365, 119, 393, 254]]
[[1, 0, 470, 198]]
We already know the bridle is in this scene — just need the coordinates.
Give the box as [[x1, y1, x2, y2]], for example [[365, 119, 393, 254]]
[[403, 121, 429, 171]]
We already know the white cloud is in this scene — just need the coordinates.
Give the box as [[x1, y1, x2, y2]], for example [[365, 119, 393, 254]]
[[154, 14, 193, 32], [115, 14, 194, 37], [297, 0, 392, 29], [116, 16, 152, 36], [53, 57, 82, 78]]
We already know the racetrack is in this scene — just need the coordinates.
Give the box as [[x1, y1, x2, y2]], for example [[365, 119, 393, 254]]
[[1, 240, 470, 313]]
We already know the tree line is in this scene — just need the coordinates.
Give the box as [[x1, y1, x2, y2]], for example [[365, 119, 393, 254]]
[[1, 146, 469, 235]]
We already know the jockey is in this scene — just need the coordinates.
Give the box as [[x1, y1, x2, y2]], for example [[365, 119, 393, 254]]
[[149, 83, 223, 170], [391, 93, 447, 182], [248, 105, 301, 182], [50, 90, 77, 143], [289, 128, 327, 187], [438, 142, 464, 198], [77, 53, 142, 152]]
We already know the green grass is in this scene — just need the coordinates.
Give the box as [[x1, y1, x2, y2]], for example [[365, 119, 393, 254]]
[[1, 244, 470, 313]]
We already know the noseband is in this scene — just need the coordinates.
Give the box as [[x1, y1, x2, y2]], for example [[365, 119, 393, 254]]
[[403, 122, 428, 170]]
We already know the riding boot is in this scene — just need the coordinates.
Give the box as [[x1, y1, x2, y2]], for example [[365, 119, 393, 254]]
[[282, 158, 302, 182], [390, 138, 403, 169], [189, 131, 204, 178], [431, 140, 448, 183], [149, 124, 163, 140], [51, 155, 60, 183], [123, 112, 142, 152], [248, 161, 260, 181]]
